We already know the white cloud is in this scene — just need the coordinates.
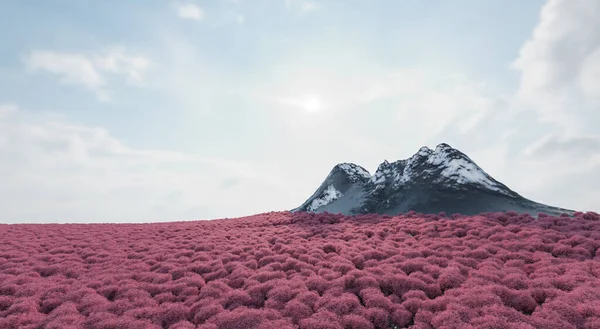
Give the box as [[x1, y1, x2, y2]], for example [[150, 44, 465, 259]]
[[525, 134, 600, 159], [0, 104, 18, 119], [236, 13, 246, 24], [512, 0, 600, 130], [504, 0, 600, 211], [24, 48, 151, 101], [0, 104, 287, 223], [300, 2, 318, 12], [261, 66, 496, 141], [394, 75, 498, 137], [285, 0, 319, 13], [95, 48, 152, 85], [580, 48, 600, 96], [176, 3, 205, 20], [512, 134, 600, 209], [25, 52, 105, 89]]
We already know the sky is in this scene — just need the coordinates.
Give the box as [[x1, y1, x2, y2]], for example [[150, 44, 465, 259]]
[[0, 0, 599, 223]]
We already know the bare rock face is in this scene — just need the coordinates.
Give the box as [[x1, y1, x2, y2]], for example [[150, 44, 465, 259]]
[[293, 143, 574, 216]]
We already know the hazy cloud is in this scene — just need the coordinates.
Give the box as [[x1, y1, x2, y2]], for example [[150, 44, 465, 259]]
[[526, 135, 600, 158], [236, 13, 246, 24], [261, 67, 497, 143], [0, 104, 18, 119], [175, 3, 205, 20], [0, 104, 287, 223], [512, 0, 600, 130], [220, 178, 240, 189], [580, 48, 600, 96], [25, 52, 105, 91], [500, 0, 600, 212], [285, 0, 319, 12], [24, 48, 151, 101]]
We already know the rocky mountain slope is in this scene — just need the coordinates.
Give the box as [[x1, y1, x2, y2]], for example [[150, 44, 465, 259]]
[[293, 143, 574, 216]]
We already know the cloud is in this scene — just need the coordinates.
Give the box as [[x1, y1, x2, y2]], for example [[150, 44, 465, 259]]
[[512, 0, 600, 130], [236, 13, 246, 24], [24, 48, 151, 101], [300, 2, 318, 12], [580, 48, 600, 96], [514, 141, 600, 211], [479, 0, 600, 211], [526, 135, 600, 158], [502, 0, 600, 211], [0, 104, 287, 223], [94, 49, 152, 85], [220, 178, 240, 189], [260, 66, 497, 143], [285, 0, 319, 12], [25, 52, 105, 89], [0, 104, 18, 119], [175, 3, 205, 20]]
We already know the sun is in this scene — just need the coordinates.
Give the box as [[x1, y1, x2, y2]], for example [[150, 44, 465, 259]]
[[302, 95, 323, 113]]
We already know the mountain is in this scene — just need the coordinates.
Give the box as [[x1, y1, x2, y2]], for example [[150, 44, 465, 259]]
[[293, 143, 574, 216]]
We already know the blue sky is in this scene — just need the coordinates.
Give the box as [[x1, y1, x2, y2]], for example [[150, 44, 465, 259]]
[[1, 0, 599, 223]]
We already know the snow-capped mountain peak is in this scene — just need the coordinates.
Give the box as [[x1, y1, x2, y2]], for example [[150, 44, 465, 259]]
[[416, 146, 432, 157], [424, 144, 507, 192], [294, 143, 573, 216], [334, 163, 371, 183], [367, 143, 516, 196], [292, 162, 372, 213], [371, 160, 394, 184]]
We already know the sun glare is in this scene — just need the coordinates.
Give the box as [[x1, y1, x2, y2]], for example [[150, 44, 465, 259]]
[[302, 95, 323, 112]]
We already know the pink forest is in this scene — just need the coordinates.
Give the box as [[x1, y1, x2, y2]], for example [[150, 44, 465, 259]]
[[2, 211, 600, 329]]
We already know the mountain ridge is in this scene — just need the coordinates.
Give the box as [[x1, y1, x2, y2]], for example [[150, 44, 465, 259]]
[[293, 143, 574, 216]]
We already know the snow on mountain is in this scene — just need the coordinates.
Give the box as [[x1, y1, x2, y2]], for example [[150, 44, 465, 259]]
[[336, 163, 371, 183], [426, 144, 512, 195], [292, 162, 372, 213], [370, 160, 392, 185], [374, 143, 517, 196], [294, 143, 574, 216], [307, 184, 342, 211]]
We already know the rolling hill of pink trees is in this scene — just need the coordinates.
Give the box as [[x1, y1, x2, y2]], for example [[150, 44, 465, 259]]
[[1, 210, 600, 328]]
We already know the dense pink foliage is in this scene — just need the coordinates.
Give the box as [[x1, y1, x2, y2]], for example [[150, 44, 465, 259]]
[[1, 211, 600, 328]]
